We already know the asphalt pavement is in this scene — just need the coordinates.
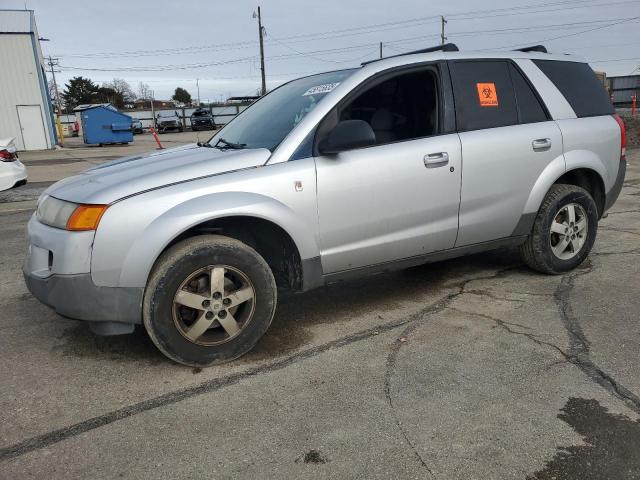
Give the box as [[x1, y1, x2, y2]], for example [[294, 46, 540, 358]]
[[0, 146, 638, 479]]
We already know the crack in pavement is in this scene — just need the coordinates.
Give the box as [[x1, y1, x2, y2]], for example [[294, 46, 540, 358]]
[[553, 263, 640, 415], [462, 289, 526, 305], [383, 255, 640, 477], [382, 266, 520, 478], [604, 209, 640, 215], [598, 225, 640, 236], [591, 247, 640, 256], [0, 272, 491, 463], [448, 307, 565, 357], [3, 244, 637, 466]]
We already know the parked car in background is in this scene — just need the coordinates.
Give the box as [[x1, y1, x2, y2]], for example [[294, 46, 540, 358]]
[[0, 137, 27, 191], [190, 108, 216, 131], [24, 44, 625, 366], [131, 119, 144, 134], [156, 110, 183, 133]]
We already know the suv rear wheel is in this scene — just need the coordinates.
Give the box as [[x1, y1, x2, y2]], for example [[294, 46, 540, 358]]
[[143, 235, 277, 366], [520, 184, 598, 274]]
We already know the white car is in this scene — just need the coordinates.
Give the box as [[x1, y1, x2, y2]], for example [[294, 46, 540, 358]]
[[0, 138, 27, 191]]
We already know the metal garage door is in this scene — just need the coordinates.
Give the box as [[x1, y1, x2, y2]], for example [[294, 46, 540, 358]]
[[16, 105, 47, 150]]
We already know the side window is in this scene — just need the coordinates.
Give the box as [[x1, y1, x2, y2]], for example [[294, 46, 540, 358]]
[[450, 60, 517, 131], [509, 63, 549, 124], [336, 68, 440, 146], [532, 60, 614, 118]]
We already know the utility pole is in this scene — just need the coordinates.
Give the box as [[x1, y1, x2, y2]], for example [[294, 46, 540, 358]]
[[379, 42, 383, 59], [150, 89, 155, 128], [441, 16, 447, 45], [255, 6, 267, 96], [196, 78, 201, 106], [46, 55, 64, 146]]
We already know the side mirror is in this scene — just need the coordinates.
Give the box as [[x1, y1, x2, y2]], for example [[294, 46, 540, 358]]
[[318, 120, 376, 155]]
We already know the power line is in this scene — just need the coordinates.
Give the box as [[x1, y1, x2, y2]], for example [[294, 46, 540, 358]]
[[504, 15, 640, 48], [59, 16, 640, 73], [52, 0, 638, 59]]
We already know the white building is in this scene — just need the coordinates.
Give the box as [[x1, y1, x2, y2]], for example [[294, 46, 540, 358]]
[[0, 9, 55, 150]]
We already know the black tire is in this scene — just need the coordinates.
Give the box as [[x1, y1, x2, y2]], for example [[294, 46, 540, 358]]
[[143, 235, 277, 366], [520, 184, 598, 274], [179, 127, 184, 132]]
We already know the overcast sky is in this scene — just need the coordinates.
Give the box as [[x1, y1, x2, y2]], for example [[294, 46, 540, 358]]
[[8, 0, 640, 101]]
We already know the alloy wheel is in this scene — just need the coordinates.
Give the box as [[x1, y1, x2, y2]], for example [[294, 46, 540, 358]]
[[172, 265, 255, 346], [549, 203, 588, 260]]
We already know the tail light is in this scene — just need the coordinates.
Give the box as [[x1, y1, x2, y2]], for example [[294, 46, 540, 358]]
[[0, 149, 18, 162], [612, 114, 626, 158]]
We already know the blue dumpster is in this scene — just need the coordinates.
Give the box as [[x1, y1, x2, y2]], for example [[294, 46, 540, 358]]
[[80, 105, 133, 145]]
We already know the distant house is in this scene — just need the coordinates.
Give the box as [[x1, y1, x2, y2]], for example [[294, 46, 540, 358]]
[[0, 9, 56, 150], [133, 99, 176, 109]]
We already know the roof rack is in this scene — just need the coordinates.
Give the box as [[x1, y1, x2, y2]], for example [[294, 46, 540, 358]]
[[362, 43, 459, 66], [515, 45, 548, 53]]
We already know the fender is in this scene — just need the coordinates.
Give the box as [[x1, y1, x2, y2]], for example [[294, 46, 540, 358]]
[[514, 151, 608, 236], [521, 152, 567, 216], [562, 149, 611, 191], [92, 189, 321, 289]]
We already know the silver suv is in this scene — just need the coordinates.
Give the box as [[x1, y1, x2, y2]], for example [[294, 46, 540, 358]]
[[24, 44, 627, 366]]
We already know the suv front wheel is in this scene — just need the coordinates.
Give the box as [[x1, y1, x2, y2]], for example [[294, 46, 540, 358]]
[[143, 235, 277, 366], [521, 184, 598, 274]]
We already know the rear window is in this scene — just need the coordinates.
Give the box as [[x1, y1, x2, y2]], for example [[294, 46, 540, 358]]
[[533, 60, 614, 117], [509, 63, 549, 124], [450, 60, 518, 131]]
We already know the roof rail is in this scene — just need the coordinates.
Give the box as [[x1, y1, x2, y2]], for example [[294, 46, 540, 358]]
[[515, 45, 548, 53], [362, 43, 459, 66]]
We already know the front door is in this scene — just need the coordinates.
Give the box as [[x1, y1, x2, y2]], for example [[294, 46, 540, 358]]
[[314, 66, 462, 273], [17, 105, 48, 151]]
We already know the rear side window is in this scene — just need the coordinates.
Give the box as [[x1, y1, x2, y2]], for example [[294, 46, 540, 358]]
[[533, 60, 614, 117], [450, 60, 518, 131], [509, 64, 548, 124]]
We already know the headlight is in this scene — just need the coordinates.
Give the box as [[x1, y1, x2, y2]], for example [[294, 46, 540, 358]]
[[37, 195, 108, 231]]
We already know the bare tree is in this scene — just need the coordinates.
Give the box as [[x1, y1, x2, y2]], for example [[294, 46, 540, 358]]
[[137, 82, 152, 101], [48, 79, 61, 110], [103, 78, 136, 104]]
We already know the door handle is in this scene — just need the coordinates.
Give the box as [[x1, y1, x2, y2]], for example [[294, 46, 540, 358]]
[[424, 152, 449, 168], [532, 138, 551, 151]]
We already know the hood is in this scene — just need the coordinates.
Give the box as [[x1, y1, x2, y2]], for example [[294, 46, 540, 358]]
[[44, 144, 271, 204]]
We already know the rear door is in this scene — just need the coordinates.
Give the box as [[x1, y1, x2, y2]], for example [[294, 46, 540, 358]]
[[449, 60, 564, 246]]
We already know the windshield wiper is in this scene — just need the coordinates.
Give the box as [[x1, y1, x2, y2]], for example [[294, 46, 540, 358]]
[[213, 138, 247, 150]]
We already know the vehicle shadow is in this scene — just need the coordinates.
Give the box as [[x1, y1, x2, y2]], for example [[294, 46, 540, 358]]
[[50, 247, 525, 366], [244, 247, 525, 362]]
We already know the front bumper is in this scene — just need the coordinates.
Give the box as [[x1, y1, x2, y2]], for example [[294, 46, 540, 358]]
[[23, 215, 143, 327], [23, 271, 143, 325]]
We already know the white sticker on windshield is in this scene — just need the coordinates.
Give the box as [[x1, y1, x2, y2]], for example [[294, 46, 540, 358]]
[[303, 83, 340, 96]]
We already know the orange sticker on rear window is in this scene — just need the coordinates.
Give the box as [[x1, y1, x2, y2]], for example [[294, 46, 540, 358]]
[[476, 82, 499, 107]]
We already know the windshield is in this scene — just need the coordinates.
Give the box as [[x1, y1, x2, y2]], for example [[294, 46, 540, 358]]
[[208, 69, 354, 151], [158, 111, 176, 118]]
